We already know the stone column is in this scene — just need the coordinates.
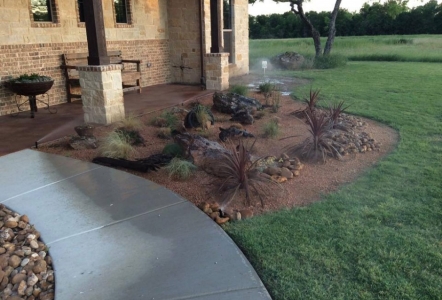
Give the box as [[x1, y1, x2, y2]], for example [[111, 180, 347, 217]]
[[78, 65, 125, 125], [204, 53, 229, 91]]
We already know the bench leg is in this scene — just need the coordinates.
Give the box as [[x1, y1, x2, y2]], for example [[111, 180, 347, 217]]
[[137, 79, 141, 93]]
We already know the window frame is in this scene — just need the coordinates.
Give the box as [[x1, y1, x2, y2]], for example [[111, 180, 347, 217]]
[[222, 0, 235, 63], [29, 0, 60, 28], [76, 0, 85, 26], [112, 0, 134, 28]]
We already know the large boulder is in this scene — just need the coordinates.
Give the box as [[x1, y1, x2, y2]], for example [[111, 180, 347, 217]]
[[271, 52, 305, 70], [213, 92, 262, 114], [173, 133, 230, 176]]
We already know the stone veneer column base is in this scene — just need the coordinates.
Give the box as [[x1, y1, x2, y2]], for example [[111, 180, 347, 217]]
[[205, 53, 230, 91], [78, 65, 125, 125]]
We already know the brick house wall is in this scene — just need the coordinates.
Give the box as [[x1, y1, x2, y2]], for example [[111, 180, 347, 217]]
[[0, 0, 249, 116]]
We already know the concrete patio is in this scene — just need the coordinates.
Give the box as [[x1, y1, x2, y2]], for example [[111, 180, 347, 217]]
[[0, 149, 272, 299]]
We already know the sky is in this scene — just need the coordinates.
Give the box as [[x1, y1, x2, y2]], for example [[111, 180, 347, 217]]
[[249, 0, 438, 16]]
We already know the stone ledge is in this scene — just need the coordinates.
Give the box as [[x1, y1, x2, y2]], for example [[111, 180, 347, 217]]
[[77, 64, 123, 72], [205, 53, 230, 57]]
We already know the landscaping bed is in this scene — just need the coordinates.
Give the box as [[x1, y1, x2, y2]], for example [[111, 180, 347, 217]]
[[36, 85, 398, 221]]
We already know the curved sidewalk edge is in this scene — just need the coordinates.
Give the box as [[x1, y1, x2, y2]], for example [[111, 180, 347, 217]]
[[0, 150, 272, 300]]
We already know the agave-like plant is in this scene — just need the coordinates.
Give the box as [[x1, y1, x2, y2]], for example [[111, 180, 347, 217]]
[[216, 140, 282, 208], [305, 88, 321, 113], [291, 88, 321, 119], [328, 101, 350, 130], [288, 109, 341, 163]]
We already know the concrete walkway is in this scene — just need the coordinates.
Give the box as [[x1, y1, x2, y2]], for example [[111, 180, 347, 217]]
[[0, 150, 271, 300]]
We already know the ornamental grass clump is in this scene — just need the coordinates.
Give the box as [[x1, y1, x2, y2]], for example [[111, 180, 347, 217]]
[[184, 104, 215, 129], [259, 81, 275, 106], [164, 158, 197, 180], [216, 140, 282, 208], [99, 131, 136, 159], [120, 114, 144, 131], [229, 84, 249, 97], [263, 120, 280, 138]]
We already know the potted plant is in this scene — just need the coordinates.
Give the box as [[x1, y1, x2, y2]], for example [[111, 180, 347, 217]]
[[4, 73, 54, 96], [3, 73, 55, 118]]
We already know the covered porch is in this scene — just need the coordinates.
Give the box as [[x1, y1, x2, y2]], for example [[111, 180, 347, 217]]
[[0, 84, 213, 156]]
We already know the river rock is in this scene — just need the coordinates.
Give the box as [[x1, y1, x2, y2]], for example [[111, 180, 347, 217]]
[[281, 167, 294, 179], [8, 255, 21, 268], [264, 166, 281, 176], [27, 273, 38, 286], [5, 219, 18, 228], [12, 273, 27, 285], [33, 260, 47, 274], [19, 215, 29, 223], [17, 280, 27, 295]]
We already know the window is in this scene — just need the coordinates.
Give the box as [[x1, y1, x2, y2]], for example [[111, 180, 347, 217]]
[[223, 0, 232, 30], [77, 0, 85, 23], [114, 0, 128, 23], [223, 0, 234, 63], [29, 0, 59, 27], [31, 0, 53, 22]]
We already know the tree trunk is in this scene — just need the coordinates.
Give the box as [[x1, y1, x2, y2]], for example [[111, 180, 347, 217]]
[[291, 2, 322, 57], [323, 0, 342, 55]]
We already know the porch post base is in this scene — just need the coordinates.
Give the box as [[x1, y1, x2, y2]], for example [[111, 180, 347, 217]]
[[204, 53, 230, 91], [78, 65, 125, 125]]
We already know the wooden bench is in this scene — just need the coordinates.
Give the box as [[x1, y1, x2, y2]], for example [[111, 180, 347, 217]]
[[60, 51, 142, 103]]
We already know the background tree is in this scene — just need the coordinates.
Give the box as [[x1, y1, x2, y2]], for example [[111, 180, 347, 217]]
[[249, 0, 342, 56], [248, 1, 442, 39]]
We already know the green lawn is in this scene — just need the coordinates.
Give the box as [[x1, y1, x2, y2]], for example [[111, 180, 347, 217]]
[[249, 35, 442, 67], [226, 61, 442, 299]]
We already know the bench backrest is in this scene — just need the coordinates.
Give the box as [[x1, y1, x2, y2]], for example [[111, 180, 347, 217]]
[[63, 50, 124, 65]]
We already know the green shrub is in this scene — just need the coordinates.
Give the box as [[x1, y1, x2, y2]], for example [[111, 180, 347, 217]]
[[164, 158, 197, 180], [99, 131, 136, 159], [162, 143, 183, 157], [230, 85, 249, 96], [263, 120, 279, 138], [259, 81, 275, 106], [314, 54, 347, 69]]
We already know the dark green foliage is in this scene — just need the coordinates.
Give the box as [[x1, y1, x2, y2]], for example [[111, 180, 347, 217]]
[[249, 1, 442, 39], [314, 54, 347, 69], [162, 143, 183, 157], [10, 73, 52, 83], [229, 85, 249, 97], [115, 127, 145, 146], [259, 82, 275, 105]]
